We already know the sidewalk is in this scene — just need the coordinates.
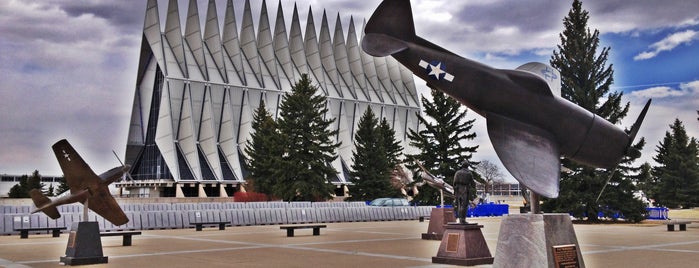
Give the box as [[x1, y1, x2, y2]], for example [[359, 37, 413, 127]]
[[0, 217, 697, 267]]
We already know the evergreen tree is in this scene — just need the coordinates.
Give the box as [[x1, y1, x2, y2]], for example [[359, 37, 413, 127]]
[[7, 170, 45, 198], [634, 162, 654, 203], [378, 117, 403, 169], [651, 119, 699, 208], [55, 176, 70, 195], [543, 0, 645, 222], [348, 107, 395, 201], [407, 89, 478, 205], [244, 101, 282, 197], [47, 184, 55, 197], [7, 181, 25, 198], [274, 74, 340, 201]]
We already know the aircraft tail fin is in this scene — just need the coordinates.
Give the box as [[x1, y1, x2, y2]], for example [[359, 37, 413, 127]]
[[29, 189, 61, 219], [365, 0, 415, 40], [361, 0, 414, 56]]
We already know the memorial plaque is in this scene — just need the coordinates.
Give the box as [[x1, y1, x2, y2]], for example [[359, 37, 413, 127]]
[[445, 233, 460, 253], [552, 244, 580, 268]]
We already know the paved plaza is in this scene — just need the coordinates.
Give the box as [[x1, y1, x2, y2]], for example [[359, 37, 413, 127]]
[[0, 217, 697, 267]]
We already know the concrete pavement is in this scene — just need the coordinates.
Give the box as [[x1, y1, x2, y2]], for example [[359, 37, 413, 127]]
[[0, 217, 697, 267]]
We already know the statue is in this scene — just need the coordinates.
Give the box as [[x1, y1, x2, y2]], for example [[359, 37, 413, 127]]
[[453, 166, 472, 224]]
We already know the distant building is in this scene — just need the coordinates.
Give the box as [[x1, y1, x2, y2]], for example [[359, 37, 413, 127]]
[[0, 174, 62, 198], [475, 183, 523, 197], [121, 0, 421, 197]]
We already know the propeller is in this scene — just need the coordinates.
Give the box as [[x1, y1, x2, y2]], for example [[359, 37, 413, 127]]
[[596, 99, 652, 202], [112, 150, 135, 182]]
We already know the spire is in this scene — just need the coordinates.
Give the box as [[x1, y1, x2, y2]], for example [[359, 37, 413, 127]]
[[319, 10, 338, 88], [141, 0, 166, 76], [257, 0, 280, 89], [304, 7, 327, 94], [333, 13, 361, 100], [222, 0, 245, 85], [273, 0, 294, 82], [240, 0, 264, 87], [289, 4, 307, 74], [184, 0, 207, 80], [164, 0, 186, 78], [204, 0, 227, 83]]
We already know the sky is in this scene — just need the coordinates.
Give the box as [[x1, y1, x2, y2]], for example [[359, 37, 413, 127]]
[[1, 0, 698, 182]]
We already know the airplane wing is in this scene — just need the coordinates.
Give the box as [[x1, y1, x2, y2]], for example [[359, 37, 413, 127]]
[[486, 113, 561, 198], [88, 186, 129, 226], [52, 139, 100, 193]]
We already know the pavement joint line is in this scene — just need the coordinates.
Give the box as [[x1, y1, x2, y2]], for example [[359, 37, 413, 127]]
[[287, 236, 417, 246], [14, 233, 436, 265], [582, 240, 699, 255], [280, 244, 433, 263]]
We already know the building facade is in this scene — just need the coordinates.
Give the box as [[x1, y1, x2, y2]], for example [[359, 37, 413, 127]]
[[121, 0, 421, 197], [0, 174, 63, 198]]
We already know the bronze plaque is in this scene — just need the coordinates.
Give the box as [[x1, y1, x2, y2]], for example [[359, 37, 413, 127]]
[[446, 233, 460, 253], [552, 244, 580, 268]]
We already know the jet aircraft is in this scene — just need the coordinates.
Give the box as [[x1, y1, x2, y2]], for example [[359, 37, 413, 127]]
[[362, 0, 650, 198], [30, 139, 130, 226]]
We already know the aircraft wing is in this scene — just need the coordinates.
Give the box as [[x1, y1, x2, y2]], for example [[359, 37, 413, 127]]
[[52, 139, 100, 192], [486, 113, 561, 198], [88, 186, 129, 226]]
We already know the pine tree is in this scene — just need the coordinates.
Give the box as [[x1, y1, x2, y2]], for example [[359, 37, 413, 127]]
[[47, 184, 55, 197], [274, 74, 340, 201], [348, 107, 394, 201], [244, 101, 282, 197], [407, 89, 478, 205], [56, 176, 70, 195], [651, 119, 699, 208], [543, 0, 645, 222], [378, 117, 403, 169], [7, 170, 45, 198]]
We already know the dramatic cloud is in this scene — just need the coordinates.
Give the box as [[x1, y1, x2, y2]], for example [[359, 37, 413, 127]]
[[634, 30, 698, 60], [630, 80, 699, 98], [1, 0, 698, 176], [624, 80, 699, 165]]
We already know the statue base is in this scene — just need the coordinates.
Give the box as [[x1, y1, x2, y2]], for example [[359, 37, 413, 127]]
[[60, 222, 108, 266], [421, 207, 455, 240], [432, 223, 494, 266], [493, 213, 585, 268]]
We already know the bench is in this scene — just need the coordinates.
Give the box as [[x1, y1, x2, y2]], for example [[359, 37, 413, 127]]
[[279, 224, 327, 237], [190, 221, 230, 231], [14, 227, 67, 239], [418, 216, 430, 222], [100, 231, 142, 246], [665, 220, 691, 231]]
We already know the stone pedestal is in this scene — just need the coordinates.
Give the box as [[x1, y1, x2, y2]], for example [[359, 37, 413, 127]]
[[432, 223, 494, 266], [493, 214, 585, 268], [422, 207, 456, 240], [60, 222, 108, 265]]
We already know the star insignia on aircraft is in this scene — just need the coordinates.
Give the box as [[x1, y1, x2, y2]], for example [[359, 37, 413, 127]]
[[62, 150, 71, 162], [419, 60, 454, 82], [541, 66, 558, 82]]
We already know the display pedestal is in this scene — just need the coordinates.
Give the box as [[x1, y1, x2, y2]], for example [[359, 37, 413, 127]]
[[422, 208, 455, 240], [60, 222, 108, 265], [432, 223, 494, 266], [493, 214, 584, 268]]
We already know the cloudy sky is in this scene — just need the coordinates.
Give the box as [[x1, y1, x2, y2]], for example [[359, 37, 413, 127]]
[[1, 0, 698, 181]]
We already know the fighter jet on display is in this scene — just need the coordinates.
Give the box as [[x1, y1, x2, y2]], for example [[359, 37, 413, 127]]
[[414, 160, 454, 197], [30, 139, 130, 226], [362, 0, 651, 198]]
